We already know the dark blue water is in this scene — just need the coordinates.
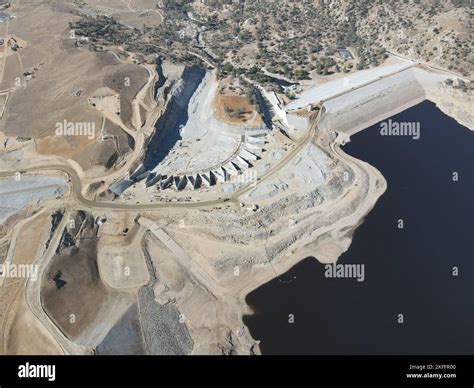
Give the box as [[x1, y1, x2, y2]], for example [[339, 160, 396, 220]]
[[143, 67, 206, 171], [243, 100, 474, 355]]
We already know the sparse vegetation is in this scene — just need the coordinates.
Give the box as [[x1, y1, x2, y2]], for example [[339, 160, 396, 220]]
[[73, 1, 472, 79]]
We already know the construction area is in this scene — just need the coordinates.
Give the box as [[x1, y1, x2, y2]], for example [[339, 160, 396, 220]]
[[107, 68, 309, 205], [0, 0, 471, 356]]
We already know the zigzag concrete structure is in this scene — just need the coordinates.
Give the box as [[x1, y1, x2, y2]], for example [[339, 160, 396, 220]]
[[137, 130, 269, 191]]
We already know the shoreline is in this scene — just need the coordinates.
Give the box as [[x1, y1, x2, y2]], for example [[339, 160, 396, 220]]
[[242, 99, 474, 354]]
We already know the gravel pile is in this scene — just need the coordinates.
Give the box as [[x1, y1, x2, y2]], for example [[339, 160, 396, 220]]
[[138, 286, 193, 355]]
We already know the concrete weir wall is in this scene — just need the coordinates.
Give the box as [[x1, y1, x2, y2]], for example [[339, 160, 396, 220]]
[[318, 68, 449, 136]]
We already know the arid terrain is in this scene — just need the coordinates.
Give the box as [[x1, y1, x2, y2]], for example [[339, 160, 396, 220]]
[[0, 0, 472, 356]]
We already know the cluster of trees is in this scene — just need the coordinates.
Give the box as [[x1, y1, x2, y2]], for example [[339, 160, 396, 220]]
[[245, 86, 262, 114], [224, 106, 246, 118], [445, 78, 470, 92], [162, 0, 193, 13], [218, 62, 277, 85], [71, 16, 139, 46]]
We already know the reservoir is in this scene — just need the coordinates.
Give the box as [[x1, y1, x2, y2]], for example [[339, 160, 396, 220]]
[[243, 100, 474, 355]]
